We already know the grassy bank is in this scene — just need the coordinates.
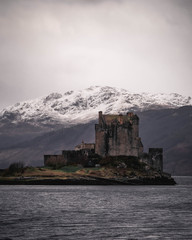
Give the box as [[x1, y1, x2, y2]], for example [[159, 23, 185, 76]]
[[0, 162, 176, 185]]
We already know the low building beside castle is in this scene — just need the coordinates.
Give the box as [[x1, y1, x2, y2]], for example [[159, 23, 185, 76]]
[[44, 111, 163, 172], [75, 141, 95, 152]]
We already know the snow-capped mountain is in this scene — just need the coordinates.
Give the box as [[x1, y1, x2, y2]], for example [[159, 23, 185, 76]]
[[0, 86, 191, 128]]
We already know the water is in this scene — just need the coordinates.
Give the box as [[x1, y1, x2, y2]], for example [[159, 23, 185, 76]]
[[0, 177, 192, 240]]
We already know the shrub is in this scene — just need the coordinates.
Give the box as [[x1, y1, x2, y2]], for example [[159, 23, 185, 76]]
[[8, 162, 24, 174]]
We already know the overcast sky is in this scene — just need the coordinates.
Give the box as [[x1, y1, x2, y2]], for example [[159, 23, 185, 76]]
[[0, 0, 192, 110]]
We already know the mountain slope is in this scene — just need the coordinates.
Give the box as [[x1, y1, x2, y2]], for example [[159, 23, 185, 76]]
[[0, 86, 191, 129], [0, 122, 96, 167], [138, 106, 192, 175]]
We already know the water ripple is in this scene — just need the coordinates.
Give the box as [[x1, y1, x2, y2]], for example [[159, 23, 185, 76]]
[[0, 178, 192, 239]]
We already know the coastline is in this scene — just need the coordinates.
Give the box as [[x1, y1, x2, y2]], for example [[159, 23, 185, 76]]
[[0, 176, 176, 185]]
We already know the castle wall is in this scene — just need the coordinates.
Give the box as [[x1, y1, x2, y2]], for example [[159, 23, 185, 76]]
[[44, 155, 67, 167], [44, 151, 88, 167], [95, 111, 143, 157], [95, 124, 107, 156], [62, 150, 88, 165]]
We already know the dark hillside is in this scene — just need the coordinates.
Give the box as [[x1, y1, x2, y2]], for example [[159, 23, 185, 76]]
[[138, 106, 192, 175]]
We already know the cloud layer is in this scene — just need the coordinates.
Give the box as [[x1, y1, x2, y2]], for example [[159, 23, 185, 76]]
[[0, 0, 192, 109]]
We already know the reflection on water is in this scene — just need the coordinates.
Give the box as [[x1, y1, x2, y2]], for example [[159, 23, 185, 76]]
[[0, 177, 192, 239]]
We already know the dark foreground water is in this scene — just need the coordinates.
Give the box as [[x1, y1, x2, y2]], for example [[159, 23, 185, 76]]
[[0, 177, 192, 240]]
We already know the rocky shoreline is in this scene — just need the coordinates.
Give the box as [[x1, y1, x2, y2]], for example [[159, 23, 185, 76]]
[[0, 176, 176, 185]]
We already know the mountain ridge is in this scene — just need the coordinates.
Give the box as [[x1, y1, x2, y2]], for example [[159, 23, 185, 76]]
[[0, 86, 191, 128]]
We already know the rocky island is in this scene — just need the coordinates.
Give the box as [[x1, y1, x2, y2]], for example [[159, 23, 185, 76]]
[[0, 111, 176, 185]]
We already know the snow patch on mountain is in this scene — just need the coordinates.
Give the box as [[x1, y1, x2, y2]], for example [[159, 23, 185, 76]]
[[0, 86, 191, 127]]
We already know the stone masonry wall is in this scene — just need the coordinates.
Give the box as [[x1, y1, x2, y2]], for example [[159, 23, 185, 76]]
[[95, 111, 143, 157]]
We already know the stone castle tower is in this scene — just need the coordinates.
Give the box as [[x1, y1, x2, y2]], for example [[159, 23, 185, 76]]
[[95, 111, 143, 157]]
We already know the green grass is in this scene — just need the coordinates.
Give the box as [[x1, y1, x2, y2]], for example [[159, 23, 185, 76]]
[[59, 166, 83, 173], [44, 165, 102, 173], [84, 167, 101, 172], [25, 166, 36, 172]]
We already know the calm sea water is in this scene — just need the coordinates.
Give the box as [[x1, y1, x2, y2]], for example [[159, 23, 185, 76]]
[[0, 177, 192, 240]]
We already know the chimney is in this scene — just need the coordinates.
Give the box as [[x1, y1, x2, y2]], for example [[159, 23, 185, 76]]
[[99, 111, 102, 125]]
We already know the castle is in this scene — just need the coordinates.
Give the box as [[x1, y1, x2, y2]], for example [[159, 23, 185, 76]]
[[44, 111, 163, 172]]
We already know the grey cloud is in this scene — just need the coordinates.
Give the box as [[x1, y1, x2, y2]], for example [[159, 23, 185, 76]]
[[0, 0, 192, 110]]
